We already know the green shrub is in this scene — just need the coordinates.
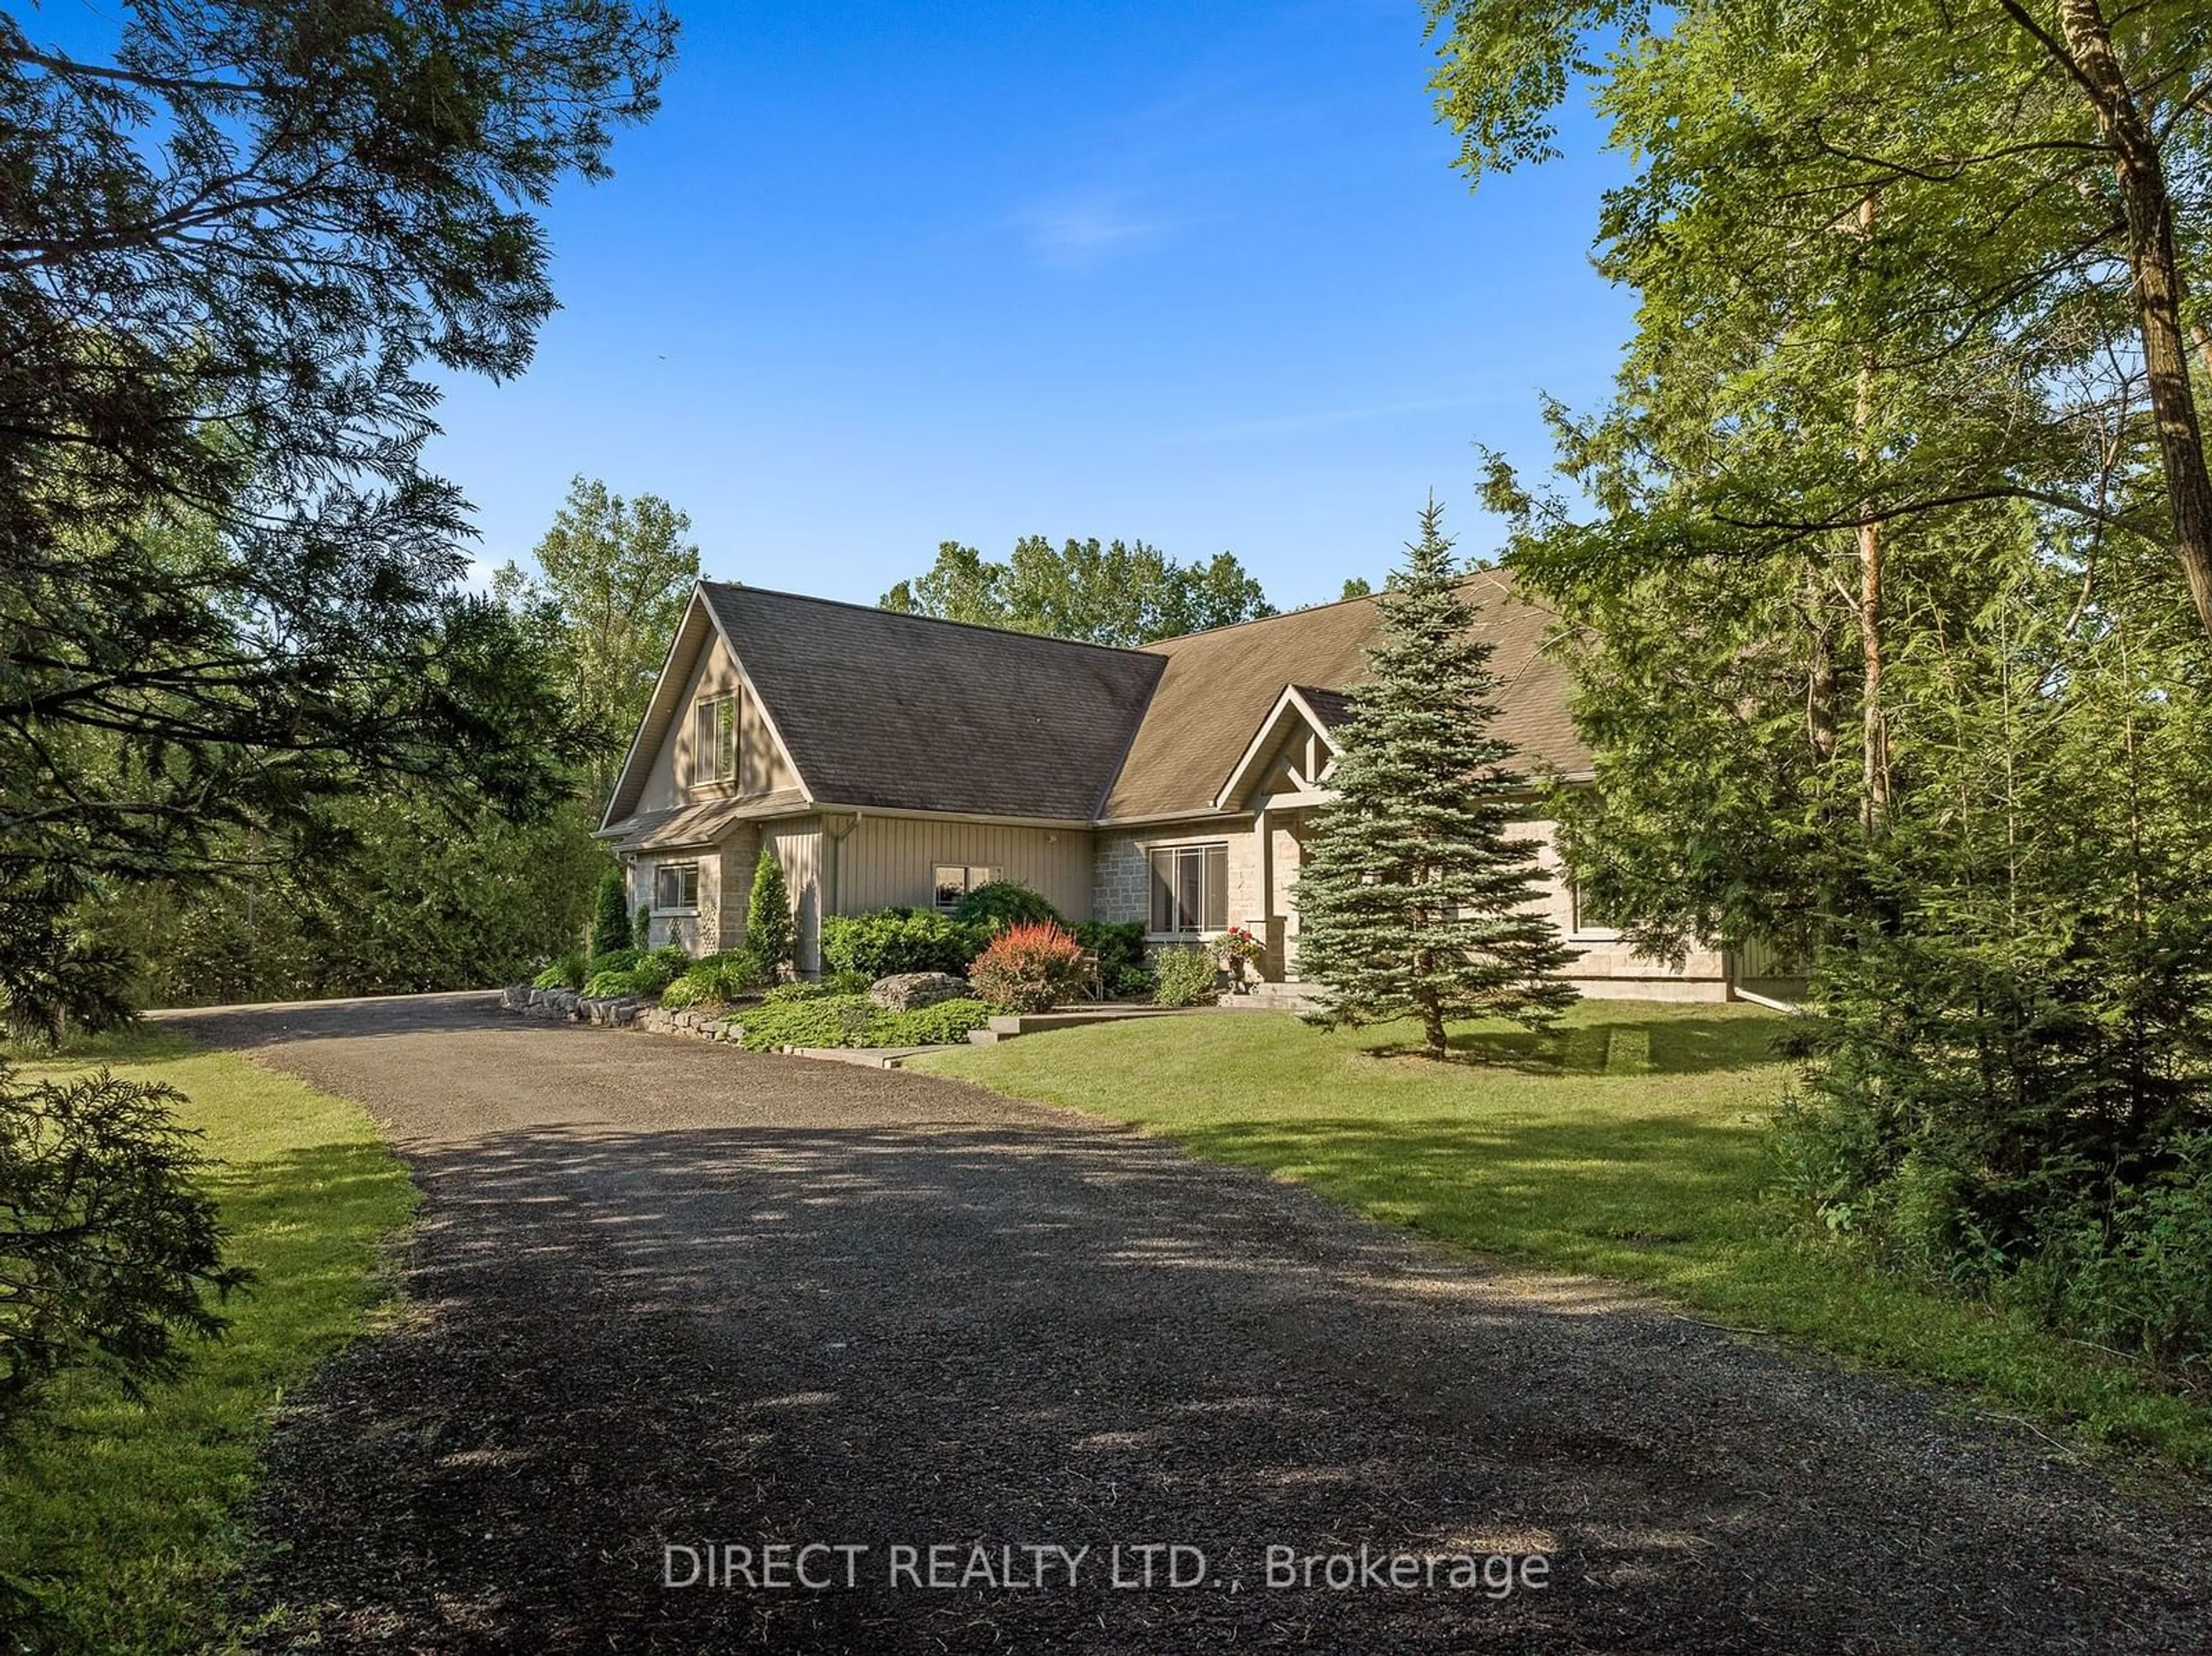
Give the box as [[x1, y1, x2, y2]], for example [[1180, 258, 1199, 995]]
[[660, 950, 770, 1010], [590, 869, 630, 958], [588, 946, 641, 977], [2009, 1132, 2212, 1371], [624, 945, 691, 999], [968, 922, 1086, 1013], [583, 969, 634, 999], [821, 908, 982, 977], [632, 904, 652, 950], [733, 992, 992, 1050], [532, 953, 586, 991], [747, 849, 794, 975], [1074, 920, 1149, 996], [953, 880, 1062, 933], [1152, 946, 1220, 1008]]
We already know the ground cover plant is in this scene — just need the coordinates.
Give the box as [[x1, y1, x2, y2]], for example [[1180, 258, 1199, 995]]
[[736, 993, 991, 1051]]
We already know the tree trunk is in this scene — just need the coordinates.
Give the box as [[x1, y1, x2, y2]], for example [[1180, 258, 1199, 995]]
[[1855, 195, 1891, 829], [1417, 989, 1448, 1060], [2056, 0, 2212, 642]]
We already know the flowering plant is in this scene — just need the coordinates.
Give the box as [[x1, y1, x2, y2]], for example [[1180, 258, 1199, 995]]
[[1214, 926, 1263, 968]]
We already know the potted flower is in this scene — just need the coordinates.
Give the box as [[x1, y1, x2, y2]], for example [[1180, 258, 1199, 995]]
[[1213, 925, 1264, 991]]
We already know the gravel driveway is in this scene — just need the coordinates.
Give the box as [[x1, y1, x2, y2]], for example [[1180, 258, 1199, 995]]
[[163, 992, 2209, 1654]]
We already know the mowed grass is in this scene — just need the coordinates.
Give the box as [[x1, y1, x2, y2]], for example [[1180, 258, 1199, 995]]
[[1, 1028, 417, 1653], [916, 1001, 2212, 1473]]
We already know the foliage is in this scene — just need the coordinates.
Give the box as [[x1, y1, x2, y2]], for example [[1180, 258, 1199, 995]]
[[591, 869, 632, 958], [0, 1041, 414, 1653], [952, 881, 1063, 934], [1429, 0, 2212, 643], [94, 794, 608, 1011], [1446, 0, 2212, 1353], [916, 1004, 2212, 1471], [1074, 920, 1150, 997], [820, 908, 982, 978], [0, 2, 677, 1025], [966, 922, 1086, 1014], [880, 536, 1274, 645], [1213, 926, 1264, 970], [493, 477, 702, 809], [745, 850, 795, 976], [2016, 1134, 2212, 1374], [532, 954, 588, 991], [582, 945, 688, 1001], [734, 992, 991, 1051], [1150, 948, 1220, 1009], [0, 1066, 249, 1437], [1296, 503, 1578, 1056], [633, 905, 652, 951], [658, 951, 769, 1010]]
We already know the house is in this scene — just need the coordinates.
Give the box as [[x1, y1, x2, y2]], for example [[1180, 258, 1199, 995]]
[[596, 574, 1764, 1001]]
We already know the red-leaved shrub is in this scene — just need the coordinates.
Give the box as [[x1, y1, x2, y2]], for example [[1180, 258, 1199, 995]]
[[967, 921, 1086, 1013]]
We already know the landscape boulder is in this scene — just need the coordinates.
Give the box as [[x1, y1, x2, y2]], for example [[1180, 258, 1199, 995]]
[[869, 972, 966, 1012]]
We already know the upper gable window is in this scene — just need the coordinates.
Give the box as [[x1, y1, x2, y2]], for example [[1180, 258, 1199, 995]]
[[694, 692, 739, 789]]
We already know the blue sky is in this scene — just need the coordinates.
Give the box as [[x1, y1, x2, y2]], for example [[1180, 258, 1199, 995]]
[[51, 0, 1631, 611], [433, 1, 1634, 609]]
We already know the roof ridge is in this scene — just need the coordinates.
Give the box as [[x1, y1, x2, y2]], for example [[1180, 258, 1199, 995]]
[[1138, 563, 1514, 651], [700, 579, 1154, 660]]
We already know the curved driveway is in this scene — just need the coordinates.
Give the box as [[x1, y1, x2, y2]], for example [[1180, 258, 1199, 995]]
[[164, 993, 2209, 1654]]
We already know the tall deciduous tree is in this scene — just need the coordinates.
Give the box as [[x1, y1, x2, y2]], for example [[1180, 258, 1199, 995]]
[[1441, 0, 2212, 1351], [1427, 0, 2212, 643], [0, 1, 676, 1032], [880, 536, 1274, 645], [495, 477, 700, 808], [1296, 503, 1577, 1058]]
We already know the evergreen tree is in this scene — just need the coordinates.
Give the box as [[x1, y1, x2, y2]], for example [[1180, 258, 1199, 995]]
[[746, 848, 795, 976], [1296, 503, 1577, 1058], [590, 870, 631, 959]]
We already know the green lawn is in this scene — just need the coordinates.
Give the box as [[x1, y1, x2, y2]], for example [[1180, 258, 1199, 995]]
[[1, 1029, 418, 1654], [916, 1001, 2212, 1474]]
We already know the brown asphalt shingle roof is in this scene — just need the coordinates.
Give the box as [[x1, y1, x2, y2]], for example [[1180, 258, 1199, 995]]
[[605, 571, 1586, 839], [701, 583, 1165, 820], [1100, 567, 1589, 819]]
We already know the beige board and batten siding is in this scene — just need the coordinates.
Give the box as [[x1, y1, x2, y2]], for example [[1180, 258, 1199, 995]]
[[632, 632, 797, 815], [761, 816, 824, 974], [831, 816, 1093, 920]]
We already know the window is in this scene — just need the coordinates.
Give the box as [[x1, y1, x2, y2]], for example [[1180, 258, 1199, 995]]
[[933, 864, 1002, 912], [1149, 843, 1228, 934], [654, 862, 700, 912], [693, 692, 738, 787]]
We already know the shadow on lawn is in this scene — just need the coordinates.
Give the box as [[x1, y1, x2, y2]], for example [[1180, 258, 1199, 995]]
[[1359, 1012, 1787, 1079]]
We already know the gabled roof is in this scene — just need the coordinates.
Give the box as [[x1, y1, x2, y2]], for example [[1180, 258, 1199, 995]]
[[1101, 567, 1588, 820], [699, 583, 1165, 820], [1213, 685, 1346, 810], [602, 567, 1588, 842]]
